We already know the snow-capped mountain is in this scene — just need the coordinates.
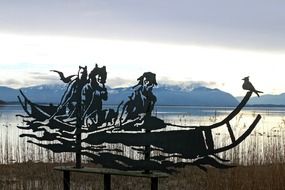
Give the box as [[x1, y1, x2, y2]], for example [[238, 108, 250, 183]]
[[0, 84, 66, 103], [20, 84, 67, 103], [0, 83, 246, 106], [153, 86, 239, 106], [105, 85, 239, 106]]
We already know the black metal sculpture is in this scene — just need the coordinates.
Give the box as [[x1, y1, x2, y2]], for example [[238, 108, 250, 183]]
[[242, 76, 263, 97], [17, 65, 262, 173]]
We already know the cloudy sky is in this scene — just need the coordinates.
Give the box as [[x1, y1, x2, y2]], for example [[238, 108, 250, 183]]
[[0, 0, 285, 96]]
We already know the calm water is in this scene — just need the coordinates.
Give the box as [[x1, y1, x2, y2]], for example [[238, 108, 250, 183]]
[[0, 104, 284, 164]]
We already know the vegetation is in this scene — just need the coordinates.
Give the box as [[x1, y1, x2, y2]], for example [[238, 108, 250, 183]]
[[0, 111, 284, 189], [0, 162, 284, 190]]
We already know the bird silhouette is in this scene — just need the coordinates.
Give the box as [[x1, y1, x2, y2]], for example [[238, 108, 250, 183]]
[[242, 76, 263, 97], [50, 70, 76, 83]]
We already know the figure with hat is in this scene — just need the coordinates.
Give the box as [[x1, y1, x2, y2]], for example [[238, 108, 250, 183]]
[[119, 72, 165, 130]]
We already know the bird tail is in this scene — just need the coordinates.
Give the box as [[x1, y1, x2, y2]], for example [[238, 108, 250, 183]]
[[254, 90, 263, 97]]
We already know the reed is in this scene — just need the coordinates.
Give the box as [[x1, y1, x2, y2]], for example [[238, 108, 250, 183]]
[[1, 113, 285, 164], [0, 110, 285, 189], [0, 163, 284, 190]]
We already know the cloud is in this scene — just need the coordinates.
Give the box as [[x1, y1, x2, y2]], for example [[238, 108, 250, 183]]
[[0, 72, 62, 88], [159, 78, 218, 90], [107, 77, 134, 88], [27, 72, 60, 84], [0, 1, 284, 50], [0, 79, 23, 88], [107, 76, 219, 90]]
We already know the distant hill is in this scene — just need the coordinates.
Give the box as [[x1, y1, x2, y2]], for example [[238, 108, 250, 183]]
[[236, 93, 285, 106], [0, 86, 19, 102], [107, 85, 239, 106], [156, 86, 238, 106], [0, 84, 239, 106], [3, 83, 284, 106], [0, 84, 66, 103], [15, 84, 285, 107], [20, 84, 66, 103]]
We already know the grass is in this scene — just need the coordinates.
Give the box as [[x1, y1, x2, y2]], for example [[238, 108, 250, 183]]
[[0, 110, 284, 189], [0, 162, 284, 190]]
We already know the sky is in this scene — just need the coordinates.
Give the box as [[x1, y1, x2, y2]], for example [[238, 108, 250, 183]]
[[0, 0, 285, 96]]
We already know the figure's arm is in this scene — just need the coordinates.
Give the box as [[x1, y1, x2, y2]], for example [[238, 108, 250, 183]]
[[99, 84, 108, 100], [82, 87, 95, 120]]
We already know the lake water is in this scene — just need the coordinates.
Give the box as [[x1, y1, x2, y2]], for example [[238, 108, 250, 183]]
[[0, 104, 284, 165]]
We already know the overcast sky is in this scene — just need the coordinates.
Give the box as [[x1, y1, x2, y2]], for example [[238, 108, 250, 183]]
[[0, 0, 285, 96]]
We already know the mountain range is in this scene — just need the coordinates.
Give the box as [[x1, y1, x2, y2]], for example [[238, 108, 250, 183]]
[[0, 84, 284, 106], [237, 93, 285, 106]]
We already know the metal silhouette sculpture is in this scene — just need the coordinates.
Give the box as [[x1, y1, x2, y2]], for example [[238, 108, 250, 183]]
[[17, 65, 262, 173], [242, 76, 263, 97]]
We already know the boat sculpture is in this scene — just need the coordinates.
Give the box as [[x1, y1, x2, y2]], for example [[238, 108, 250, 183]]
[[17, 65, 261, 173]]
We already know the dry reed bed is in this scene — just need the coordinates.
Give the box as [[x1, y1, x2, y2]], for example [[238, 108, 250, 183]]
[[0, 163, 284, 190], [0, 111, 284, 189]]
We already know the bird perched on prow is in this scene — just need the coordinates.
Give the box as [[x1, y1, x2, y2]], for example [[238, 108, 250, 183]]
[[242, 76, 263, 97], [50, 70, 76, 83]]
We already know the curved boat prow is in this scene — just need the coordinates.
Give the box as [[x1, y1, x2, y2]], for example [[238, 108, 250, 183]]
[[209, 114, 261, 154], [17, 90, 33, 117], [198, 91, 261, 155], [205, 91, 253, 129], [165, 91, 253, 129]]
